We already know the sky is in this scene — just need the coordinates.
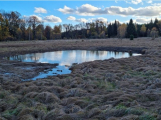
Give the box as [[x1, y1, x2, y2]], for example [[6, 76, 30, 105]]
[[0, 0, 161, 27]]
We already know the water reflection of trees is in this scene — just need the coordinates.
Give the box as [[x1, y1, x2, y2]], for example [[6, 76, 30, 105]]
[[10, 50, 132, 65]]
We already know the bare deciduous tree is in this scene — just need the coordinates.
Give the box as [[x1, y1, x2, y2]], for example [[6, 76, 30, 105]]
[[27, 16, 41, 40]]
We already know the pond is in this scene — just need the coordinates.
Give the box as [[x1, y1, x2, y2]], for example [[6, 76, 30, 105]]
[[9, 50, 141, 80]]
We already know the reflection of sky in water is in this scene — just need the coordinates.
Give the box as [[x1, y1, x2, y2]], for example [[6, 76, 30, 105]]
[[31, 66, 71, 80], [9, 50, 141, 80]]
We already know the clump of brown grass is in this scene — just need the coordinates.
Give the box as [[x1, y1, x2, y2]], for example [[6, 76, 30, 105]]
[[0, 101, 8, 113], [33, 80, 56, 86], [0, 90, 10, 99], [66, 88, 86, 97], [56, 114, 75, 120], [24, 92, 38, 99], [88, 108, 101, 118], [17, 108, 45, 120], [18, 108, 33, 118], [35, 92, 60, 103], [64, 104, 82, 114], [46, 86, 65, 95], [75, 99, 89, 108], [58, 79, 72, 87], [61, 97, 80, 106], [18, 114, 34, 120], [20, 86, 39, 95], [43, 108, 65, 120]]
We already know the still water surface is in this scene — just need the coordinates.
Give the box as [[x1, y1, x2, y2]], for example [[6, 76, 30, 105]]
[[9, 50, 140, 80]]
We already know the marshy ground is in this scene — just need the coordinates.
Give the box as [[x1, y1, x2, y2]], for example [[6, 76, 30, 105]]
[[0, 37, 161, 120]]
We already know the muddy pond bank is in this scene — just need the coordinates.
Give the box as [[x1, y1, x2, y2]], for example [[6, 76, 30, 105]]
[[0, 39, 145, 82], [0, 38, 161, 120]]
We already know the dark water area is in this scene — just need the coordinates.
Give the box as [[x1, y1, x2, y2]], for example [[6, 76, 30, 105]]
[[9, 50, 141, 80]]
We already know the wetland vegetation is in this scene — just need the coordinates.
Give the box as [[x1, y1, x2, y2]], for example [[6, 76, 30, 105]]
[[0, 38, 161, 119]]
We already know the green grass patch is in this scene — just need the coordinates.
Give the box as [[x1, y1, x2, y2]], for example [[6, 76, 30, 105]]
[[34, 104, 48, 113], [126, 70, 161, 79], [115, 104, 127, 109], [113, 105, 157, 118], [82, 97, 91, 102], [96, 80, 116, 91], [2, 108, 19, 118], [139, 114, 157, 120], [0, 90, 10, 99]]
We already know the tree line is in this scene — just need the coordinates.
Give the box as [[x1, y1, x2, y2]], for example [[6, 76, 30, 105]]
[[0, 10, 161, 41]]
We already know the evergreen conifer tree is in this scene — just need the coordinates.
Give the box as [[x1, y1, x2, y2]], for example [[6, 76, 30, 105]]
[[126, 19, 137, 38], [107, 23, 112, 38], [113, 20, 117, 36], [154, 18, 159, 30], [149, 19, 154, 30]]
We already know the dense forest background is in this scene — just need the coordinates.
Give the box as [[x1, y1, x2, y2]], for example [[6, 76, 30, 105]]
[[0, 10, 161, 41]]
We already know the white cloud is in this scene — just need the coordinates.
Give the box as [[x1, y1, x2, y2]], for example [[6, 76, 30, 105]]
[[124, 0, 142, 4], [131, 0, 142, 4], [147, 0, 152, 4], [135, 17, 161, 24], [152, 3, 161, 6], [23, 15, 43, 22], [75, 4, 102, 16], [124, 17, 161, 24], [67, 16, 76, 21], [44, 15, 62, 23], [116, 0, 143, 4], [67, 16, 88, 23], [59, 4, 102, 16], [135, 18, 151, 24], [58, 4, 161, 17], [109, 19, 122, 24], [89, 17, 108, 24], [96, 17, 108, 23], [75, 18, 88, 23], [67, 16, 108, 24], [30, 15, 43, 21], [58, 6, 74, 14], [25, 14, 62, 23], [34, 7, 47, 13]]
